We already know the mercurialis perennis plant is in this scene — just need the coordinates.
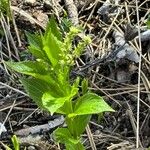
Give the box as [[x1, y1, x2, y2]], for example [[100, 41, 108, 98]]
[[6, 17, 114, 150]]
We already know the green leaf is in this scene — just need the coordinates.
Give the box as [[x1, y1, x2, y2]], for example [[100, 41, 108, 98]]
[[5, 61, 64, 86], [147, 20, 150, 28], [26, 32, 49, 61], [81, 78, 88, 94], [5, 61, 48, 75], [5, 61, 54, 83], [65, 141, 84, 150], [47, 16, 62, 41], [11, 135, 20, 150], [0, 0, 11, 18], [56, 84, 78, 114], [66, 115, 91, 137], [69, 93, 114, 117], [53, 128, 84, 150], [60, 18, 73, 33], [21, 78, 63, 109], [43, 31, 63, 67], [26, 32, 43, 49], [43, 82, 78, 115], [53, 128, 79, 144], [42, 92, 71, 115]]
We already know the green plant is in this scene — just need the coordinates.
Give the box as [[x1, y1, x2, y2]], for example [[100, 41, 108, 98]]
[[6, 17, 114, 149], [1, 135, 20, 150], [0, 0, 11, 18]]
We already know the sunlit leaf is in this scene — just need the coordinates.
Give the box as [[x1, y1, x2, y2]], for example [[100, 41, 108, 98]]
[[53, 128, 84, 150], [47, 16, 62, 41], [68, 93, 114, 117], [11, 135, 20, 150], [0, 0, 11, 18], [21, 78, 63, 109], [81, 78, 88, 94], [26, 32, 49, 62], [43, 32, 63, 67], [66, 115, 91, 137], [6, 61, 48, 75], [42, 92, 70, 115]]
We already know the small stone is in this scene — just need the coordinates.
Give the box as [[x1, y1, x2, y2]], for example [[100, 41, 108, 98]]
[[24, 0, 36, 5], [28, 146, 36, 150]]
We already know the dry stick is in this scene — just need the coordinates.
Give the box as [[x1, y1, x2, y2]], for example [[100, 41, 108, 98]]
[[104, 88, 145, 97], [83, 0, 99, 28], [0, 15, 11, 59], [135, 0, 142, 148], [92, 70, 137, 88], [50, 0, 61, 22], [140, 70, 150, 102], [125, 2, 131, 24], [138, 0, 149, 10], [86, 125, 97, 150], [140, 71, 150, 135], [88, 133, 124, 142], [107, 141, 134, 150], [102, 6, 123, 41], [92, 87, 139, 91], [11, 6, 45, 29], [114, 21, 150, 66], [97, 0, 149, 11], [10, 1, 22, 47], [12, 12, 22, 47], [91, 82, 121, 106], [117, 0, 149, 27], [126, 109, 143, 147], [140, 9, 150, 26], [0, 50, 14, 77], [78, 0, 94, 15], [140, 112, 150, 135], [92, 39, 109, 83], [3, 100, 16, 124], [13, 107, 37, 111], [1, 14, 19, 60], [18, 108, 39, 125], [0, 100, 26, 112], [64, 0, 79, 25], [129, 93, 150, 110], [1, 99, 16, 134], [0, 81, 28, 96], [90, 121, 103, 129]]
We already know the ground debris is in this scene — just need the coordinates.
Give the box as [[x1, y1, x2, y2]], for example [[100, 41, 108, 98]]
[[14, 116, 64, 136], [0, 0, 150, 149]]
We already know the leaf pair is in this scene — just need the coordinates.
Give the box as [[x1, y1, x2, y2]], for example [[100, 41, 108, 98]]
[[26, 18, 63, 68]]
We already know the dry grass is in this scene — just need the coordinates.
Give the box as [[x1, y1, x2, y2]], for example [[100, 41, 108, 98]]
[[0, 0, 150, 149]]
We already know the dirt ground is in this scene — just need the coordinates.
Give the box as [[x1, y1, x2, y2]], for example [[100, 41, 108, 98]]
[[0, 0, 150, 149]]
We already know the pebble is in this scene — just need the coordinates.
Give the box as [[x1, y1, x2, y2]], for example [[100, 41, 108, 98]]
[[24, 0, 36, 5], [28, 146, 36, 150]]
